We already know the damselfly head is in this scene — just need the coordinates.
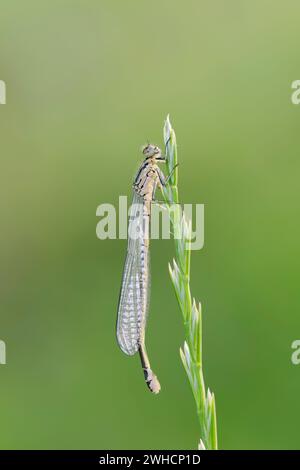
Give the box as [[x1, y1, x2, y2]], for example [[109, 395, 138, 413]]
[[142, 143, 162, 159]]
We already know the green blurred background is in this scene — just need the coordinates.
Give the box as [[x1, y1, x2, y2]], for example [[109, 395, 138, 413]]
[[0, 0, 299, 450]]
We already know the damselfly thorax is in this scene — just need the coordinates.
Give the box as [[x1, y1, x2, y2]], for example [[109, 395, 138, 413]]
[[116, 144, 171, 394], [133, 144, 166, 200]]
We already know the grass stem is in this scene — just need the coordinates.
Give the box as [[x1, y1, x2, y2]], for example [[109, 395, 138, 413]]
[[162, 115, 218, 450]]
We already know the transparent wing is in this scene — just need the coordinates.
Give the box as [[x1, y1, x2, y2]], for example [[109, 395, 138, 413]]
[[151, 199, 185, 209], [116, 192, 150, 356], [149, 197, 186, 225]]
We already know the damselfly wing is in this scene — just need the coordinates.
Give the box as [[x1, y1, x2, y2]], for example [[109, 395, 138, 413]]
[[117, 191, 149, 357]]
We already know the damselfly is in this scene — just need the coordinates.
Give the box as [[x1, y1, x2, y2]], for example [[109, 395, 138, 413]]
[[116, 143, 177, 394]]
